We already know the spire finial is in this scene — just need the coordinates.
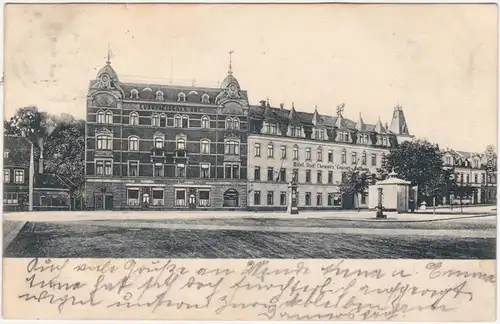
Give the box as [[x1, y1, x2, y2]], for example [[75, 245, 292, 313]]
[[228, 50, 234, 75], [314, 104, 318, 111], [106, 42, 111, 65], [292, 102, 295, 109]]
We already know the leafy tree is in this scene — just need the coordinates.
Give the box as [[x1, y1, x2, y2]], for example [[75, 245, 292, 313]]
[[339, 166, 374, 211], [43, 118, 85, 191], [453, 183, 474, 213], [378, 139, 448, 204]]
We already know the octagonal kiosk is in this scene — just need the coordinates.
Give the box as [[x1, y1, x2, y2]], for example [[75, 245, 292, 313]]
[[368, 171, 411, 214]]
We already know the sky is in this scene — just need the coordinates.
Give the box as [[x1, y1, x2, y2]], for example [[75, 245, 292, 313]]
[[3, 3, 498, 153]]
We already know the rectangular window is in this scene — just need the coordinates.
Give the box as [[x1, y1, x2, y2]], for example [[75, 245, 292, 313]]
[[267, 191, 274, 205], [371, 154, 377, 166], [199, 190, 210, 207], [305, 149, 311, 161], [328, 171, 333, 184], [254, 191, 261, 205], [271, 124, 277, 135], [175, 189, 186, 207], [328, 150, 333, 163], [293, 169, 298, 181], [153, 163, 164, 177], [176, 164, 186, 177], [316, 193, 322, 206], [267, 167, 274, 181], [474, 174, 478, 183], [267, 144, 274, 158], [317, 149, 323, 162], [14, 170, 24, 184], [293, 147, 299, 160], [352, 152, 357, 165], [127, 189, 140, 206], [254, 166, 261, 180], [305, 192, 311, 206], [305, 170, 311, 183], [3, 169, 10, 183], [200, 163, 210, 179], [317, 171, 322, 184], [279, 168, 286, 183], [152, 189, 164, 206], [128, 161, 139, 176], [361, 153, 367, 165], [225, 163, 240, 179], [280, 191, 287, 206], [254, 143, 261, 157], [328, 193, 334, 206], [96, 161, 104, 175], [281, 146, 287, 159], [104, 161, 112, 176], [342, 151, 347, 164]]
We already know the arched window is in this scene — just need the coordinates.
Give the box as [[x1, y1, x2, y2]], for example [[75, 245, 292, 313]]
[[97, 110, 105, 124], [182, 115, 189, 128], [96, 135, 112, 150], [174, 115, 182, 128], [201, 93, 210, 104], [201, 116, 210, 129], [200, 139, 210, 154], [233, 117, 240, 130], [130, 89, 139, 99], [177, 138, 186, 150], [293, 145, 299, 160], [105, 111, 113, 124], [151, 114, 160, 127], [177, 92, 186, 102], [128, 136, 139, 151], [129, 112, 139, 126], [154, 136, 164, 149], [155, 90, 164, 101], [225, 117, 233, 130], [225, 140, 240, 155]]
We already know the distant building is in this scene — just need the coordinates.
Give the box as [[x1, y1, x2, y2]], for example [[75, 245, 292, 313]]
[[3, 135, 70, 211], [246, 101, 413, 210], [442, 148, 497, 204], [85, 58, 249, 210]]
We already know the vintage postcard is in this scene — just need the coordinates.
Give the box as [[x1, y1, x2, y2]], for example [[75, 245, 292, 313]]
[[1, 2, 497, 322]]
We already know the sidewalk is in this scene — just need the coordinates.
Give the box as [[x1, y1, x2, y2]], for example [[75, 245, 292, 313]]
[[3, 206, 496, 222]]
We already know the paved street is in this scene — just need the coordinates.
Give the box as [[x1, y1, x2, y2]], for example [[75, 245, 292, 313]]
[[3, 206, 497, 259]]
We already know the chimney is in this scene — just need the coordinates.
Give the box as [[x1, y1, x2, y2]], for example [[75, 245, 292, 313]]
[[280, 103, 284, 110], [260, 100, 266, 107], [36, 137, 45, 175]]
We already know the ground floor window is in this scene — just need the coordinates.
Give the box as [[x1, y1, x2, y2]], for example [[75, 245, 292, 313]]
[[316, 193, 323, 206], [39, 194, 67, 207], [175, 190, 186, 207], [254, 190, 261, 205], [152, 188, 164, 206], [127, 189, 139, 206], [223, 189, 239, 207], [305, 192, 311, 206], [267, 191, 274, 205], [361, 192, 367, 204], [328, 192, 342, 206], [334, 193, 341, 206], [3, 192, 18, 205], [199, 190, 210, 207], [280, 191, 287, 206]]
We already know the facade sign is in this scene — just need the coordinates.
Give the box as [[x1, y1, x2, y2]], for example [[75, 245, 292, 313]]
[[292, 161, 370, 172]]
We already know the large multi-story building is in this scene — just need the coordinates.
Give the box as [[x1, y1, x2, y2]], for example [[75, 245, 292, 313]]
[[442, 148, 497, 204], [246, 101, 413, 210], [85, 58, 249, 210]]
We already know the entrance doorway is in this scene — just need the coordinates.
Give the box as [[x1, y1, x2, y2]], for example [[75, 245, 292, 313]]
[[223, 189, 239, 207], [188, 188, 196, 209], [94, 191, 114, 210]]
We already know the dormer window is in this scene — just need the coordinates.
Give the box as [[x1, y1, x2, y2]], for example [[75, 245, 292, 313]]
[[201, 93, 210, 104], [155, 90, 164, 101], [177, 92, 186, 102], [315, 128, 325, 140], [130, 89, 139, 99], [263, 122, 270, 133], [475, 160, 480, 168]]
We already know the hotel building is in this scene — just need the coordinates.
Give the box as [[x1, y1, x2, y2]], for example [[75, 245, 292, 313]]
[[246, 101, 413, 210], [85, 59, 249, 210]]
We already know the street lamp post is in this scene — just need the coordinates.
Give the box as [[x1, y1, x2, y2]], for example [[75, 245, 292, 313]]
[[287, 179, 299, 215]]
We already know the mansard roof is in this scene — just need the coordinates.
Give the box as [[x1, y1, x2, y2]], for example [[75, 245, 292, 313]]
[[117, 82, 249, 103], [249, 104, 387, 133]]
